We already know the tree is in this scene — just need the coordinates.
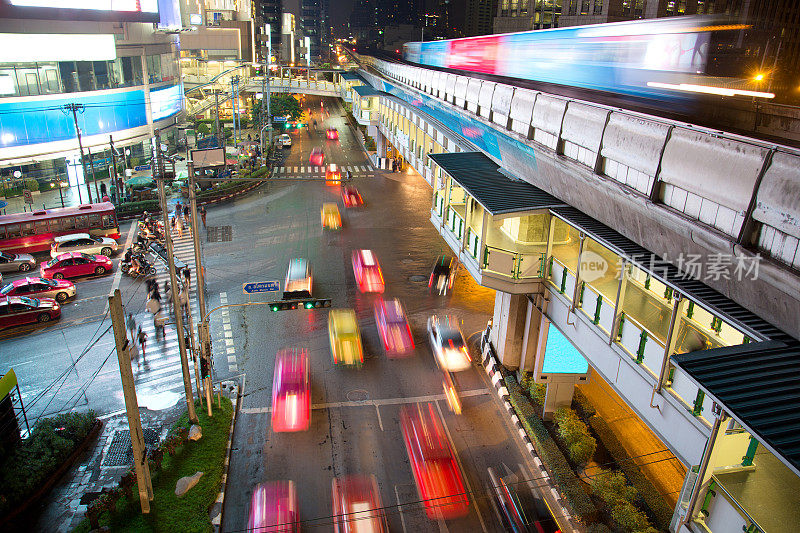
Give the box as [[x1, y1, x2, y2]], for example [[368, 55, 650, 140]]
[[251, 94, 303, 123]]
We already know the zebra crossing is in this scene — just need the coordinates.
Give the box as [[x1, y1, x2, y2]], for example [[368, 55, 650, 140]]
[[273, 164, 373, 178], [129, 225, 204, 396]]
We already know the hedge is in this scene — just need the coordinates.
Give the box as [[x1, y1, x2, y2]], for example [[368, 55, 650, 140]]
[[504, 374, 598, 522], [0, 411, 97, 519], [554, 407, 597, 466], [589, 416, 673, 531], [573, 387, 597, 419], [116, 200, 160, 217]]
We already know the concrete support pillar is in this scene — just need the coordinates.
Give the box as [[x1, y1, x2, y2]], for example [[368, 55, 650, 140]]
[[490, 291, 529, 370], [520, 292, 546, 372], [542, 375, 583, 420], [376, 129, 387, 158]]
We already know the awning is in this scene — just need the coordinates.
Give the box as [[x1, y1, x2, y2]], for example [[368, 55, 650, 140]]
[[340, 72, 362, 81], [429, 152, 566, 216], [352, 85, 382, 97], [671, 340, 800, 477]]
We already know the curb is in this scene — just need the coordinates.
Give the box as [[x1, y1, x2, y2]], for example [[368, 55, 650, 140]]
[[210, 381, 241, 532], [479, 334, 576, 529]]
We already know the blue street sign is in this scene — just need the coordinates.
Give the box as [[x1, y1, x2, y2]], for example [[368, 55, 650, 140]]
[[272, 116, 287, 122], [134, 164, 152, 171], [243, 281, 280, 294]]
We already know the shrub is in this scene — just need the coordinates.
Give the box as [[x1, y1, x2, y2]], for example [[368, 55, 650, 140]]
[[589, 416, 673, 531], [0, 411, 97, 518], [573, 387, 597, 419], [611, 501, 657, 533], [23, 178, 39, 192], [504, 374, 598, 522], [116, 200, 160, 217], [554, 407, 597, 465], [591, 468, 638, 506]]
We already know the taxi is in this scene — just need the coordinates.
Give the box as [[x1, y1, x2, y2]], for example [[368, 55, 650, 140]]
[[328, 309, 364, 367], [321, 203, 342, 230], [325, 163, 341, 184]]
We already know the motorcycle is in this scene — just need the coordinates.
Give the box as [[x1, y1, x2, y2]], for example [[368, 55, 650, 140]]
[[121, 253, 156, 277]]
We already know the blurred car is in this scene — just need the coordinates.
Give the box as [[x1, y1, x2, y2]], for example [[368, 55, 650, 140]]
[[373, 298, 414, 356], [429, 255, 456, 295], [40, 252, 113, 280], [321, 203, 342, 230], [1, 277, 76, 302], [341, 185, 363, 208], [326, 128, 339, 140], [427, 315, 471, 372], [0, 296, 61, 328], [400, 403, 469, 520], [271, 348, 310, 432], [326, 163, 341, 184], [51, 233, 118, 258], [247, 480, 299, 533], [351, 249, 384, 293], [487, 466, 560, 533], [328, 309, 364, 367], [283, 258, 312, 299], [310, 148, 325, 166], [332, 475, 388, 533], [279, 133, 292, 147], [0, 251, 36, 273]]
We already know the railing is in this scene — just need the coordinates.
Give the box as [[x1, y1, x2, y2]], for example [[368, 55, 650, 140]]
[[549, 257, 577, 301], [446, 206, 464, 239], [483, 245, 545, 280], [616, 312, 665, 373], [704, 477, 766, 533], [466, 227, 481, 260], [576, 281, 617, 335]]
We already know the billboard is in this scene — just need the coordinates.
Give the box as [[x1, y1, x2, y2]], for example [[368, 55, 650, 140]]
[[191, 148, 225, 168], [0, 0, 159, 22], [150, 84, 184, 122]]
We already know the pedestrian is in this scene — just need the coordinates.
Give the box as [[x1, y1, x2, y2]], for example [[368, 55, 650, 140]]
[[179, 286, 189, 318], [126, 312, 136, 339], [100, 182, 107, 196], [199, 205, 207, 228], [164, 280, 171, 305], [183, 266, 191, 291], [175, 201, 182, 222], [137, 325, 148, 363], [150, 280, 161, 301], [170, 215, 176, 232], [392, 159, 397, 172], [183, 205, 190, 227], [176, 215, 183, 238], [154, 309, 166, 341]]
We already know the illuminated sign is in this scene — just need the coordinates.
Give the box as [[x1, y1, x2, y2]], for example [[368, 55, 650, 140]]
[[0, 34, 116, 63], [150, 84, 184, 122], [190, 13, 202, 25], [9, 0, 158, 13]]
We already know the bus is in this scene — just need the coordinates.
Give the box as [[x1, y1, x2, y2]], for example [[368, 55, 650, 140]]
[[0, 203, 120, 255]]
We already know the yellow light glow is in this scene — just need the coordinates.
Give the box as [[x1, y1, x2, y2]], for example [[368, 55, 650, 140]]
[[647, 82, 775, 99], [753, 74, 765, 82]]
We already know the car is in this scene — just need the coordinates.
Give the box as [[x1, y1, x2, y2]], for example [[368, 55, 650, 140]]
[[427, 315, 471, 372], [325, 163, 341, 184], [429, 255, 456, 295], [487, 466, 560, 533], [40, 252, 113, 280], [279, 133, 292, 147], [0, 296, 61, 329], [1, 277, 76, 302], [310, 147, 325, 166], [400, 403, 470, 520], [0, 251, 36, 273], [51, 232, 118, 258], [247, 481, 299, 533], [332, 475, 388, 533], [373, 298, 414, 356], [326, 128, 339, 140], [341, 185, 363, 208], [352, 249, 384, 293], [283, 258, 312, 299], [271, 348, 311, 432], [328, 309, 364, 367], [321, 203, 342, 230]]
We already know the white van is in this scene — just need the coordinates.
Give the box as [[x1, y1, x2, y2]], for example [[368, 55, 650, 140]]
[[283, 258, 312, 298], [279, 134, 292, 148]]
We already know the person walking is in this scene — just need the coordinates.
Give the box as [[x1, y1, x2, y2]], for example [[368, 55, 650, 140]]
[[183, 266, 191, 292], [183, 205, 190, 230], [126, 312, 136, 340], [137, 325, 148, 364], [154, 309, 166, 341], [179, 286, 189, 318], [199, 205, 207, 228], [175, 201, 182, 222]]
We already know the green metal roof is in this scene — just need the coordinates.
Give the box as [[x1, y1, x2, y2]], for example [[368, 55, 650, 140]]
[[340, 72, 362, 81], [429, 152, 566, 215], [672, 341, 800, 477], [352, 85, 381, 97]]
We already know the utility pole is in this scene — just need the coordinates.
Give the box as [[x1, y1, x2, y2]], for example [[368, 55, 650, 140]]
[[109, 135, 119, 203], [155, 130, 198, 424], [214, 91, 222, 149], [188, 162, 213, 416], [108, 289, 153, 512], [63, 103, 93, 204], [87, 147, 101, 200]]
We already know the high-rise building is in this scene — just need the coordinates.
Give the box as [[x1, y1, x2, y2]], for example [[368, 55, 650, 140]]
[[493, 0, 562, 33], [255, 0, 283, 62], [301, 0, 330, 61], [465, 0, 498, 36], [349, 0, 379, 43]]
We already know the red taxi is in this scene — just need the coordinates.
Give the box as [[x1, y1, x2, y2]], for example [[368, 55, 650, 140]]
[[247, 481, 299, 532], [400, 403, 469, 519], [351, 249, 384, 293], [332, 475, 388, 533], [1, 277, 76, 302], [310, 148, 325, 166], [271, 348, 311, 432], [341, 185, 363, 208], [326, 128, 339, 140], [0, 296, 61, 328], [40, 252, 113, 280], [373, 298, 414, 356]]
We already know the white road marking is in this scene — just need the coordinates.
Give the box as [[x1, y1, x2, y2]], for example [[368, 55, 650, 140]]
[[240, 388, 489, 414], [394, 485, 409, 533], [104, 221, 137, 313], [375, 404, 384, 431]]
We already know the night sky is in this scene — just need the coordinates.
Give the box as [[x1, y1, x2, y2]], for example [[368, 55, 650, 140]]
[[329, 0, 355, 36]]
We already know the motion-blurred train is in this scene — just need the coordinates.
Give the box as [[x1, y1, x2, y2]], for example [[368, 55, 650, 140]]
[[403, 17, 772, 107]]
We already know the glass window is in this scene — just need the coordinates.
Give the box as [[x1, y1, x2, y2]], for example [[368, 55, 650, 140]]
[[39, 64, 60, 93], [59, 62, 78, 93], [34, 220, 48, 234], [88, 214, 101, 227], [62, 216, 76, 231], [76, 215, 88, 229], [0, 225, 5, 239], [77, 61, 95, 92], [93, 61, 110, 89], [49, 218, 62, 232], [21, 223, 34, 236]]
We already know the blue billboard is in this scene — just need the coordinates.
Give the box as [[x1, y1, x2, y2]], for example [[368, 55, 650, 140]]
[[150, 83, 184, 122], [0, 88, 146, 149]]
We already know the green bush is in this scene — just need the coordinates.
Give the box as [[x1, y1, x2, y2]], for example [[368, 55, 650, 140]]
[[0, 411, 97, 518], [611, 501, 657, 533], [364, 135, 376, 151], [129, 157, 141, 167], [589, 416, 673, 531], [554, 407, 597, 465], [116, 199, 160, 217], [573, 387, 597, 419], [23, 178, 39, 192], [504, 374, 598, 522], [591, 468, 638, 506]]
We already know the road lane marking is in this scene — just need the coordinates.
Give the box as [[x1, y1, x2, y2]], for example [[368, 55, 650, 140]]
[[104, 221, 137, 314], [393, 485, 409, 533], [435, 400, 488, 533], [240, 388, 490, 414], [375, 404, 384, 431]]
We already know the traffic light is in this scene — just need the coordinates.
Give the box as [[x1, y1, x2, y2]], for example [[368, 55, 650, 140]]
[[269, 298, 332, 311]]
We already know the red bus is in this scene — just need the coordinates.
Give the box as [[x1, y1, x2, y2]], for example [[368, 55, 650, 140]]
[[0, 203, 120, 255]]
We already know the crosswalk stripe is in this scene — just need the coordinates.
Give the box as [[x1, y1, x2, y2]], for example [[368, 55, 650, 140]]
[[314, 166, 319, 172], [293, 166, 298, 173], [279, 166, 285, 173]]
